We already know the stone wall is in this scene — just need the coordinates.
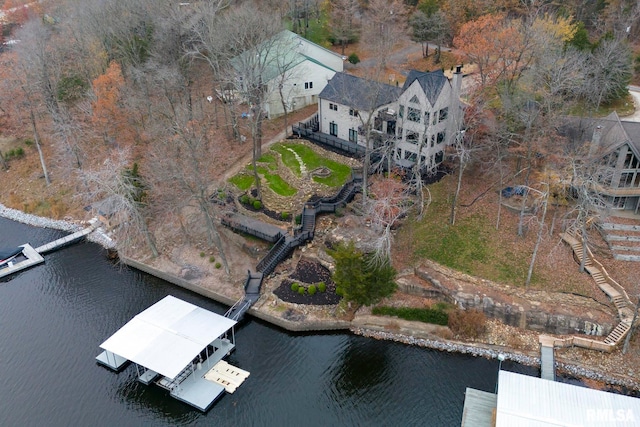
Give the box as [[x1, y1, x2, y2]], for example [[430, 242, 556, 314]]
[[415, 265, 614, 336]]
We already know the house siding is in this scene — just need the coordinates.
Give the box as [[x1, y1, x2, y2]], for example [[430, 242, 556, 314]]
[[266, 60, 338, 118], [395, 79, 453, 168]]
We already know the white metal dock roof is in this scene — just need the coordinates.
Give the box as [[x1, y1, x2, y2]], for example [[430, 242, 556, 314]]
[[496, 370, 640, 426], [99, 295, 236, 380]]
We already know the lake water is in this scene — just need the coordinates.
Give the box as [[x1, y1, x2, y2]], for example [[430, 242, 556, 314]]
[[0, 217, 539, 426]]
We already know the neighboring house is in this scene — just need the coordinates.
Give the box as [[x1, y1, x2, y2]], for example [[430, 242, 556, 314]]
[[563, 111, 640, 215], [318, 72, 402, 146], [395, 68, 463, 169], [309, 67, 463, 171], [232, 30, 344, 118]]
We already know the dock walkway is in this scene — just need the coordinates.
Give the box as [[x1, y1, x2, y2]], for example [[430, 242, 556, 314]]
[[539, 336, 555, 381]]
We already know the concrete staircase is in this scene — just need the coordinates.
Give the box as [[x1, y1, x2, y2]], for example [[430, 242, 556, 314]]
[[600, 220, 640, 261]]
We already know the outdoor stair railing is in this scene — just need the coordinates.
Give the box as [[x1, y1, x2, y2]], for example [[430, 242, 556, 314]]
[[221, 168, 364, 323], [547, 230, 636, 352]]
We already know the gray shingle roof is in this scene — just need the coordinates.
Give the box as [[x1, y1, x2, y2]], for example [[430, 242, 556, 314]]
[[402, 69, 448, 105], [319, 72, 402, 111], [561, 112, 640, 155]]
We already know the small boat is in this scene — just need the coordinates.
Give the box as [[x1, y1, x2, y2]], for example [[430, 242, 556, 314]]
[[0, 247, 24, 266]]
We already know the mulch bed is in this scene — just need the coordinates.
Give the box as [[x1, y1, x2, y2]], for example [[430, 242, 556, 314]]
[[273, 257, 342, 305]]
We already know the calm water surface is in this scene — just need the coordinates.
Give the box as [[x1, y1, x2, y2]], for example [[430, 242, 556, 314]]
[[0, 217, 539, 426]]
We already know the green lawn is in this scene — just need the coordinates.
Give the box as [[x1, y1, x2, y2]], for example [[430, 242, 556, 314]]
[[272, 142, 352, 187], [229, 174, 255, 191], [400, 178, 541, 287]]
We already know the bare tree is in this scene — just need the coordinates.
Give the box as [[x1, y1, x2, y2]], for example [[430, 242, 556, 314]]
[[148, 103, 231, 274], [329, 0, 360, 55], [80, 148, 158, 258], [366, 175, 410, 264]]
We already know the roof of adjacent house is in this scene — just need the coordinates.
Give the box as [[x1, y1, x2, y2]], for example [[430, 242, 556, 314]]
[[495, 370, 640, 427], [402, 69, 449, 105], [319, 72, 402, 111], [231, 30, 342, 83], [560, 111, 640, 156]]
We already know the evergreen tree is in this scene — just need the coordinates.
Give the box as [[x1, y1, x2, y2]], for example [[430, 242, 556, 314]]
[[328, 241, 397, 306]]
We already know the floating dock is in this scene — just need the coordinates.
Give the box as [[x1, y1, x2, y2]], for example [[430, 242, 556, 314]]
[[0, 244, 44, 278], [0, 221, 99, 279], [97, 295, 249, 412]]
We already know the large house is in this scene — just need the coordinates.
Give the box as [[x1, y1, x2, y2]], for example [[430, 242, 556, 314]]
[[395, 68, 463, 169], [562, 112, 640, 215], [232, 30, 344, 118], [313, 67, 463, 171], [318, 72, 402, 145]]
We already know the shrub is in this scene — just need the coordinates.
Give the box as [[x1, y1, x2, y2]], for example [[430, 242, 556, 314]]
[[281, 212, 289, 221], [372, 306, 448, 326], [215, 262, 222, 269], [317, 282, 326, 292], [308, 285, 317, 295], [240, 195, 250, 204], [200, 252, 205, 257], [253, 200, 262, 210], [348, 52, 360, 64], [15, 147, 24, 157], [24, 139, 33, 146], [209, 256, 215, 263], [448, 309, 487, 339], [297, 286, 306, 295], [295, 214, 302, 225], [291, 283, 299, 292]]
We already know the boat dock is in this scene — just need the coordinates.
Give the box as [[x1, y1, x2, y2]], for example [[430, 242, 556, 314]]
[[0, 244, 44, 277], [0, 220, 99, 279], [97, 295, 250, 412]]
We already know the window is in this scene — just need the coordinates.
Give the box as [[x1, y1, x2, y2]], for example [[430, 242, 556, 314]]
[[430, 134, 436, 147], [409, 95, 420, 104], [437, 131, 445, 144], [619, 172, 638, 188], [399, 105, 404, 118], [397, 127, 403, 139], [432, 111, 437, 125], [624, 151, 639, 169], [435, 150, 444, 164], [330, 122, 338, 136], [424, 112, 430, 124], [439, 107, 449, 123], [349, 109, 359, 117], [349, 128, 358, 143], [329, 103, 338, 111], [305, 81, 313, 89], [404, 151, 417, 162], [406, 131, 419, 144], [612, 197, 626, 209], [407, 107, 421, 123]]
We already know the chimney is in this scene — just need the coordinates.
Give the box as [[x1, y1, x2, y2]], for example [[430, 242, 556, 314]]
[[589, 125, 603, 156]]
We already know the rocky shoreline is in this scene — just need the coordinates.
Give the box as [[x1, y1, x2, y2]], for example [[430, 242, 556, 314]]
[[353, 327, 640, 391], [2, 203, 639, 393]]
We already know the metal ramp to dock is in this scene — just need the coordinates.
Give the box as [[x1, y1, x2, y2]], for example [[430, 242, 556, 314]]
[[34, 222, 98, 254], [539, 338, 555, 381]]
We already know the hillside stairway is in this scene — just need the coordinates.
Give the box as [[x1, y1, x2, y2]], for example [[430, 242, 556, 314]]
[[541, 232, 636, 353], [600, 220, 640, 262], [222, 169, 363, 322]]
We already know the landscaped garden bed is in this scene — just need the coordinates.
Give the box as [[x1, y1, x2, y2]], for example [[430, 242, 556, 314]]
[[273, 257, 341, 305]]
